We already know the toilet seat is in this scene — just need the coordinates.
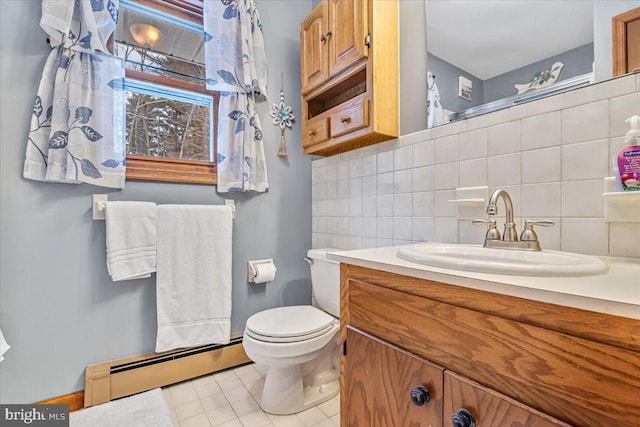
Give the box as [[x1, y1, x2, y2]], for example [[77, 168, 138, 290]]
[[245, 305, 337, 343]]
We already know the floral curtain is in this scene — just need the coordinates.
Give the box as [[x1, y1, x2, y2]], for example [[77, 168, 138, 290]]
[[203, 0, 269, 192], [23, 0, 126, 189]]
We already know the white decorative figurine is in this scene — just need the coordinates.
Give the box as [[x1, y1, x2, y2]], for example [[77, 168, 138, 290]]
[[514, 61, 564, 95]]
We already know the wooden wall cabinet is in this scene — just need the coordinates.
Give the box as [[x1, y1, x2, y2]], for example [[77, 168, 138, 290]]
[[300, 0, 398, 156], [340, 264, 640, 427], [301, 2, 329, 94]]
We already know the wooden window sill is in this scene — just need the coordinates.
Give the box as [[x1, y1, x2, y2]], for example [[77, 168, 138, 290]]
[[126, 155, 217, 185]]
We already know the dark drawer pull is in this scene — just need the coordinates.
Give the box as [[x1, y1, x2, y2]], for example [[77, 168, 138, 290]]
[[341, 116, 351, 124], [452, 408, 476, 427], [309, 130, 316, 136], [410, 385, 430, 406]]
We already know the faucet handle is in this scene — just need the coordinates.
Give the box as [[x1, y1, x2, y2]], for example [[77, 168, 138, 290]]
[[472, 219, 501, 241], [520, 219, 555, 242]]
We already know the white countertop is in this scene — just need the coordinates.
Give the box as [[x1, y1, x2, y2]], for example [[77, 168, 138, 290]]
[[328, 245, 640, 320]]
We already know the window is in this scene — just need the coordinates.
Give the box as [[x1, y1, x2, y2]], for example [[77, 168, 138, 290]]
[[115, 0, 217, 184]]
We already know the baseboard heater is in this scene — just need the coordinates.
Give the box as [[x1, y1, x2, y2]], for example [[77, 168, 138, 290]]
[[84, 334, 250, 408]]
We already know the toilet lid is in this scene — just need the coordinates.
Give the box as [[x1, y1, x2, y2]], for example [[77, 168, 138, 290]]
[[246, 306, 336, 341]]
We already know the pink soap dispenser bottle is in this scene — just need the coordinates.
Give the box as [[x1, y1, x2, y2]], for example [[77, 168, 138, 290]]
[[614, 115, 640, 191]]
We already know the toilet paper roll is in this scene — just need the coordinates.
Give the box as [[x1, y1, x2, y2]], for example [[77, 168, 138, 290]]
[[253, 262, 277, 283]]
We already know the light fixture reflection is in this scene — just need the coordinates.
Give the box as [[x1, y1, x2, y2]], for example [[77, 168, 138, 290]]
[[129, 23, 163, 48]]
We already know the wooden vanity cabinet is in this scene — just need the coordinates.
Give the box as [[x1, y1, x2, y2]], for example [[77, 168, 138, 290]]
[[300, 0, 398, 156], [340, 264, 640, 427]]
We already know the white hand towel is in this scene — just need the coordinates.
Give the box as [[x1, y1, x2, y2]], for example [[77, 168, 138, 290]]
[[105, 201, 157, 282], [155, 205, 233, 352], [0, 329, 9, 362]]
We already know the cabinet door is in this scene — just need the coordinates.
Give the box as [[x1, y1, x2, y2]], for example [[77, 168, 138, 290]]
[[301, 2, 329, 94], [444, 371, 570, 427], [328, 0, 368, 77], [342, 327, 443, 427]]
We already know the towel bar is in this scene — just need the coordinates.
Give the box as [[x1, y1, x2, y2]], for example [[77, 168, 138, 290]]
[[92, 195, 236, 220]]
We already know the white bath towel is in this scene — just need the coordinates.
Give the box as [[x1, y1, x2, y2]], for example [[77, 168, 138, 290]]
[[155, 205, 233, 352], [0, 329, 9, 362], [427, 71, 446, 128], [105, 201, 157, 282]]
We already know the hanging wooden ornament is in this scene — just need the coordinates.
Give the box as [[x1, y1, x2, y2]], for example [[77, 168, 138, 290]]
[[269, 73, 295, 157]]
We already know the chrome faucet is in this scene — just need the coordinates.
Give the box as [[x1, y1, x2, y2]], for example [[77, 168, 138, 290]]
[[486, 189, 518, 242], [473, 189, 554, 251]]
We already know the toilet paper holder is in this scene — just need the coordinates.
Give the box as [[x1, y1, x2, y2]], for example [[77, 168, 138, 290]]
[[248, 259, 277, 283]]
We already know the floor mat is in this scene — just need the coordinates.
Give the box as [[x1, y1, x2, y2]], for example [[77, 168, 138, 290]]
[[70, 388, 172, 427]]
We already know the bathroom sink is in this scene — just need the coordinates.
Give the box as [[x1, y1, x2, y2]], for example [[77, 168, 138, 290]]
[[396, 243, 609, 277]]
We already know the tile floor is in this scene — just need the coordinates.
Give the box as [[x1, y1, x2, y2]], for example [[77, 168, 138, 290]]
[[162, 363, 340, 427]]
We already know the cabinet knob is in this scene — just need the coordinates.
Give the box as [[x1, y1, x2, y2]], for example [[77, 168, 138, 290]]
[[409, 385, 430, 406], [309, 130, 316, 136], [451, 408, 476, 427], [341, 116, 351, 124], [320, 34, 326, 43], [325, 31, 332, 38]]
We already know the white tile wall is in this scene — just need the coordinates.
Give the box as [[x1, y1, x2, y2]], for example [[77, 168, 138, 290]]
[[522, 183, 562, 217], [348, 157, 362, 178], [393, 169, 413, 193], [509, 94, 563, 120], [377, 150, 394, 173], [459, 129, 487, 159], [521, 112, 561, 150], [564, 74, 636, 108], [522, 147, 561, 184], [394, 146, 413, 170], [413, 166, 434, 192], [561, 140, 610, 181], [312, 78, 640, 258], [488, 122, 521, 155], [361, 153, 377, 176], [561, 100, 609, 145], [460, 158, 488, 187], [610, 91, 640, 137], [413, 140, 435, 167], [435, 135, 459, 163], [488, 153, 521, 186], [434, 162, 459, 190]]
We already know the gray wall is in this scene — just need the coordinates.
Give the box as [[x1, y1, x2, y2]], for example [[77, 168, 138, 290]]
[[0, 0, 313, 403], [426, 53, 484, 114], [428, 43, 594, 112], [484, 43, 594, 103]]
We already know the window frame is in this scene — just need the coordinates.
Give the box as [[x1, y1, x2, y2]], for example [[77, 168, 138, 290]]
[[117, 0, 218, 185]]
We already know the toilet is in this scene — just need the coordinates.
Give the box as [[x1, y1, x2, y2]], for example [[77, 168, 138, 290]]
[[242, 248, 340, 415]]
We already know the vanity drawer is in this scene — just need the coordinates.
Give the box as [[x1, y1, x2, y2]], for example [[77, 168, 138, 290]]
[[302, 117, 329, 148], [345, 277, 640, 427], [329, 97, 369, 138], [444, 371, 569, 427], [343, 327, 444, 427]]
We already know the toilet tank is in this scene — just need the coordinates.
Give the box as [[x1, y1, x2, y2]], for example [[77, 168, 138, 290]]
[[307, 248, 340, 318]]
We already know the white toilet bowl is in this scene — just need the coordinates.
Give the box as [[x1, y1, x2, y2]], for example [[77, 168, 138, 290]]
[[243, 305, 340, 415], [242, 248, 341, 415]]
